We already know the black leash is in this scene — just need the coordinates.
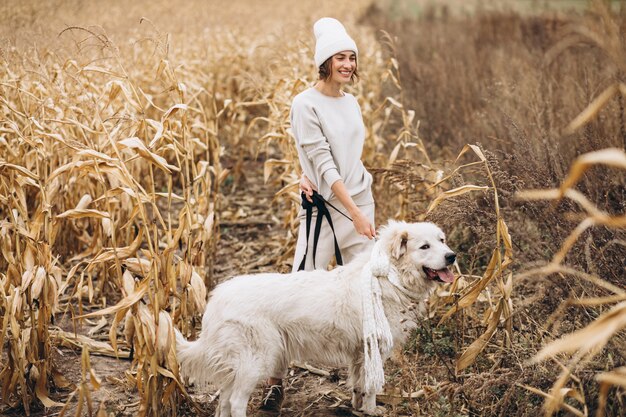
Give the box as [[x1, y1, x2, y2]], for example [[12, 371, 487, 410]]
[[321, 195, 353, 222], [297, 190, 352, 271]]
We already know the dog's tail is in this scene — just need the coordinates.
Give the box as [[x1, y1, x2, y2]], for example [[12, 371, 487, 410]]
[[175, 328, 233, 389], [175, 328, 210, 388]]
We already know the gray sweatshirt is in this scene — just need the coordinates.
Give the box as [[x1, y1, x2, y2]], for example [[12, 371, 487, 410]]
[[290, 87, 374, 206]]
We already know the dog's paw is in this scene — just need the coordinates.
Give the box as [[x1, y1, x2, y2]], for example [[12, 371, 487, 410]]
[[360, 405, 386, 416]]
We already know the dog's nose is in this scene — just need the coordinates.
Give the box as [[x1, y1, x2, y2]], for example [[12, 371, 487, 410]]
[[445, 252, 456, 265]]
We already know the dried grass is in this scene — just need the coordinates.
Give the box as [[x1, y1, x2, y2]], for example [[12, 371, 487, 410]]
[[365, 0, 626, 415]]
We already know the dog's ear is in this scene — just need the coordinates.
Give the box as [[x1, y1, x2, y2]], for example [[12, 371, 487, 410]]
[[389, 230, 408, 259]]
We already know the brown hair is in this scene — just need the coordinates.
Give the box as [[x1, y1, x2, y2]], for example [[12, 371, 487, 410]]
[[318, 55, 359, 82]]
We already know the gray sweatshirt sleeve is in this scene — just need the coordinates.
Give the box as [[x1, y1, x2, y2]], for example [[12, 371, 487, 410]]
[[290, 99, 342, 188]]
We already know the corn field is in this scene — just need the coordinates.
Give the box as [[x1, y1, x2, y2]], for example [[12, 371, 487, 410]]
[[1, 0, 625, 416]]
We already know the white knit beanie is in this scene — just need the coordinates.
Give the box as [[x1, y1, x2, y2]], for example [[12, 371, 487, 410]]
[[313, 17, 358, 68]]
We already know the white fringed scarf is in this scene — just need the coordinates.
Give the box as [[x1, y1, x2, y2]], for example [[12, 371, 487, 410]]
[[361, 240, 394, 393]]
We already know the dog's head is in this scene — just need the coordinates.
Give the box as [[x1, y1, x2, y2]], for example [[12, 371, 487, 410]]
[[378, 221, 455, 287]]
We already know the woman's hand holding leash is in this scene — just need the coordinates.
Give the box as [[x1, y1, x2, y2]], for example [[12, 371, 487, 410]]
[[300, 176, 377, 239], [330, 179, 376, 240], [300, 174, 317, 203], [351, 209, 376, 239]]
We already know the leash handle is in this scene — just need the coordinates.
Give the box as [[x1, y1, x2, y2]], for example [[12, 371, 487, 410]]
[[297, 191, 344, 271]]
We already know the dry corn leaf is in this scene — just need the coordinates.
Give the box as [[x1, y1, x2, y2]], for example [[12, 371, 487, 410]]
[[36, 365, 64, 408], [162, 103, 188, 121], [123, 310, 135, 346], [376, 389, 424, 406], [77, 149, 115, 162], [456, 301, 503, 372], [573, 294, 626, 306], [441, 248, 501, 321], [534, 302, 626, 362], [137, 303, 156, 355], [122, 269, 136, 297], [23, 245, 35, 270], [563, 84, 619, 135], [20, 267, 35, 293], [87, 317, 108, 337], [30, 266, 47, 300], [74, 194, 93, 210], [81, 65, 125, 79], [89, 367, 101, 391], [88, 230, 142, 266], [49, 160, 135, 189], [388, 142, 402, 164], [118, 137, 180, 173], [516, 188, 626, 227], [0, 160, 39, 181], [516, 384, 585, 417], [52, 328, 131, 359], [426, 185, 489, 214], [57, 209, 111, 219], [263, 159, 291, 183], [79, 277, 149, 319], [558, 387, 585, 404], [560, 148, 626, 194], [203, 211, 215, 238], [123, 257, 151, 276], [52, 368, 73, 389], [154, 191, 185, 202], [596, 367, 626, 387], [146, 119, 165, 148], [454, 143, 486, 164], [498, 218, 513, 261], [156, 311, 172, 362]]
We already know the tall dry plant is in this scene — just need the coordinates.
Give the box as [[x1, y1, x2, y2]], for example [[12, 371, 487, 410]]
[[365, 4, 625, 414], [516, 147, 626, 417], [508, 2, 626, 415], [0, 23, 223, 415]]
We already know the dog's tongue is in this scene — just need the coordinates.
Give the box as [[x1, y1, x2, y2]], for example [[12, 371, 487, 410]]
[[436, 268, 455, 283]]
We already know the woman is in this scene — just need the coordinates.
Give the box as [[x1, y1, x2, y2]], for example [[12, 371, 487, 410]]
[[292, 16, 376, 272], [260, 17, 376, 414]]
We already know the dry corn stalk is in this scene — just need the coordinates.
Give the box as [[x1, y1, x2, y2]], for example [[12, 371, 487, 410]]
[[422, 144, 514, 372], [1, 22, 221, 415], [513, 5, 626, 407], [515, 148, 626, 416]]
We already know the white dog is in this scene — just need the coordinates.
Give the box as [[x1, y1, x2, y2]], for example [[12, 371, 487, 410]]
[[175, 221, 455, 417]]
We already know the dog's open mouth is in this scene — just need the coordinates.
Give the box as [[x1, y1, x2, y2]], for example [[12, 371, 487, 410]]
[[423, 266, 455, 283]]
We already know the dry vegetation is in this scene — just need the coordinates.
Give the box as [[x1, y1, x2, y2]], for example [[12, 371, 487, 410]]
[[0, 0, 625, 416]]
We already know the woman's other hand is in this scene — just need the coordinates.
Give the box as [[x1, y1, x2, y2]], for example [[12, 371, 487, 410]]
[[328, 179, 375, 239], [300, 174, 317, 203], [351, 209, 376, 240]]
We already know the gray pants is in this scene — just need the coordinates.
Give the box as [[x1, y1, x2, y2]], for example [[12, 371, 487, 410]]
[[292, 201, 375, 272]]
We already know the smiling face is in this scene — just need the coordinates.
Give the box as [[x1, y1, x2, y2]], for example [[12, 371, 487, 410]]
[[330, 51, 357, 84], [382, 221, 456, 287], [319, 50, 358, 84]]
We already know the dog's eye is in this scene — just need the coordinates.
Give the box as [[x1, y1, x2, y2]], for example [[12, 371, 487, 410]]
[[440, 239, 445, 243], [420, 244, 430, 250]]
